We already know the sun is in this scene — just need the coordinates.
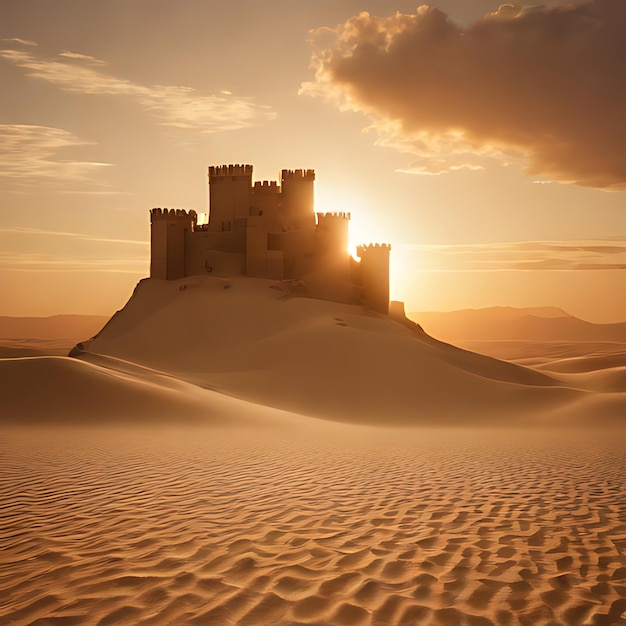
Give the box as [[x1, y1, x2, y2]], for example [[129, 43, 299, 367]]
[[314, 186, 380, 258]]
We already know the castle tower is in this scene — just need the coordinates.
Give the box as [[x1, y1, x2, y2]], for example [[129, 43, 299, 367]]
[[150, 208, 197, 280], [281, 169, 315, 230], [356, 243, 391, 314], [207, 164, 253, 232], [316, 212, 350, 256], [251, 180, 281, 232]]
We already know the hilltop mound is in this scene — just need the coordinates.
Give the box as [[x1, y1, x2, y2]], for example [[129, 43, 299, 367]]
[[68, 276, 624, 427]]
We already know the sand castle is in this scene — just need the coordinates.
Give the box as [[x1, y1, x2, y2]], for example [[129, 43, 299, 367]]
[[150, 165, 391, 313]]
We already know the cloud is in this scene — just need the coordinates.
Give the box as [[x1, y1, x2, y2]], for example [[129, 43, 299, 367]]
[[0, 47, 276, 132], [0, 124, 113, 190], [303, 0, 626, 189], [396, 238, 626, 271], [2, 38, 37, 46], [58, 50, 106, 65], [0, 226, 148, 246], [0, 251, 147, 273], [0, 227, 148, 273]]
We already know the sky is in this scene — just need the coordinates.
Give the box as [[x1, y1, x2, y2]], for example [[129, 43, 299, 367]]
[[0, 0, 624, 322]]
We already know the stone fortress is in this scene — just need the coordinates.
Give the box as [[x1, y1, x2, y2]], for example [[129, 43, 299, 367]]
[[150, 164, 391, 313]]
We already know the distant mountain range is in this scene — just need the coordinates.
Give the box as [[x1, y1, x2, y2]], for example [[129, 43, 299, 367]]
[[408, 307, 626, 342], [0, 315, 109, 340]]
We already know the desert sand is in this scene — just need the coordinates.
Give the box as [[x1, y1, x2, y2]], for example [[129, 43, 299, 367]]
[[1, 276, 625, 625]]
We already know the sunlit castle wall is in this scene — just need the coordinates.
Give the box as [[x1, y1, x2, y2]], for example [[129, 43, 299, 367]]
[[281, 169, 316, 231], [356, 244, 391, 314], [293, 212, 353, 302], [245, 214, 285, 280], [150, 208, 196, 280], [316, 212, 350, 256], [251, 180, 281, 233], [184, 228, 246, 277], [207, 164, 253, 232]]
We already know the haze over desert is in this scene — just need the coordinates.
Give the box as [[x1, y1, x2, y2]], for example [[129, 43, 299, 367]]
[[1, 1, 625, 625]]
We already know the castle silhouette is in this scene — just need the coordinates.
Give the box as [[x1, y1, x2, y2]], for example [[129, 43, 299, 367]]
[[150, 165, 391, 313]]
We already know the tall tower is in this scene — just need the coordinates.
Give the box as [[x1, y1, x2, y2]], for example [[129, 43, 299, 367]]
[[207, 164, 253, 232], [251, 180, 281, 232], [316, 212, 350, 256], [150, 209, 197, 280], [280, 169, 315, 230], [356, 244, 391, 314]]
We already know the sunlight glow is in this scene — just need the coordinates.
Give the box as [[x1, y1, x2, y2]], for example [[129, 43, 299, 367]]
[[315, 187, 380, 258]]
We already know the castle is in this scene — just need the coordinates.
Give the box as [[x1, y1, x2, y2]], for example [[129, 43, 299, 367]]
[[150, 164, 391, 313]]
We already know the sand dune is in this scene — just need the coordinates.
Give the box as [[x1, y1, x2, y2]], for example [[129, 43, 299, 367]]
[[72, 276, 624, 427], [2, 427, 625, 626], [536, 352, 626, 375], [0, 356, 296, 428], [3, 278, 625, 625], [449, 340, 626, 365]]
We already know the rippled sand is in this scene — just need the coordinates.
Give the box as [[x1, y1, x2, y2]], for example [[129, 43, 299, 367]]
[[2, 426, 625, 626]]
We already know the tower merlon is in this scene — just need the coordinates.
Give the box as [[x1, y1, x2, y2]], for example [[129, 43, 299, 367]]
[[317, 212, 351, 221], [253, 180, 280, 193], [151, 208, 198, 222], [281, 169, 315, 181], [209, 164, 254, 178], [356, 243, 391, 257]]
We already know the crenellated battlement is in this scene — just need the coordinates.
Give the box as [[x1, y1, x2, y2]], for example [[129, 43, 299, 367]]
[[281, 169, 315, 181], [356, 243, 391, 256], [317, 212, 351, 221], [209, 164, 253, 178], [151, 208, 198, 222], [253, 180, 280, 193]]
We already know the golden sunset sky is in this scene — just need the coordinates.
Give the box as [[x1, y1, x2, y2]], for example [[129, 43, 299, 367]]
[[1, 0, 624, 322]]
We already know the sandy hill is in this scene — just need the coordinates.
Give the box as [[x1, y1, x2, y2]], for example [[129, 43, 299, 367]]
[[49, 275, 621, 428]]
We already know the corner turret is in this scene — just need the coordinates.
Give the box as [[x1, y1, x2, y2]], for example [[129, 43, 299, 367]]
[[150, 208, 197, 280], [356, 243, 391, 314]]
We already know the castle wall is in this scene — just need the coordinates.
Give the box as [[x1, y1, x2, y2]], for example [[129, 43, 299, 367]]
[[185, 230, 246, 276], [316, 212, 350, 256], [266, 250, 284, 280], [150, 218, 169, 280], [150, 209, 196, 280], [356, 244, 391, 314], [207, 164, 253, 232], [251, 181, 281, 232], [281, 169, 315, 231], [246, 215, 268, 278], [268, 229, 317, 279]]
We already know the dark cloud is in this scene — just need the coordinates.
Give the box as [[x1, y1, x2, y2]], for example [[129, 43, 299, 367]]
[[303, 1, 626, 189]]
